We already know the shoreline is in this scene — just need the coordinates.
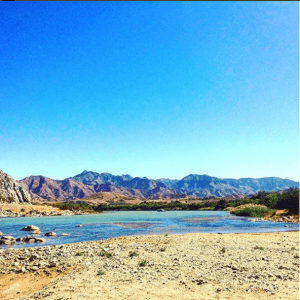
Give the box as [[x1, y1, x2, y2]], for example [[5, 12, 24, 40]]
[[0, 228, 299, 251], [0, 231, 299, 300], [1, 203, 299, 225], [1, 210, 298, 250]]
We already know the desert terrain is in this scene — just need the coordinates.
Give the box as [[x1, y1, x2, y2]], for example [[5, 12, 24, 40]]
[[0, 231, 298, 300]]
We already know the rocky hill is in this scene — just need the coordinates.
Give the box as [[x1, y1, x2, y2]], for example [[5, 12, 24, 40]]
[[0, 170, 31, 204], [93, 183, 145, 198], [18, 170, 299, 202], [20, 176, 95, 201]]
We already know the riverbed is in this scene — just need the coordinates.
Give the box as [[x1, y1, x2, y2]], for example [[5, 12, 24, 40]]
[[0, 211, 298, 249]]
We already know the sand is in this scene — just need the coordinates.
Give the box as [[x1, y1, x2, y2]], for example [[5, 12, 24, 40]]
[[0, 231, 299, 300]]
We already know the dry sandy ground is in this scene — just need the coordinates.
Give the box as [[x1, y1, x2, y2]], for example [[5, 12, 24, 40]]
[[0, 204, 62, 214], [0, 231, 299, 300]]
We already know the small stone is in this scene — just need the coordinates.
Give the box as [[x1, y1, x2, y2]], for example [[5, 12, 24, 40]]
[[31, 230, 41, 234], [48, 262, 57, 268], [35, 238, 46, 243], [45, 232, 56, 236], [22, 225, 40, 232]]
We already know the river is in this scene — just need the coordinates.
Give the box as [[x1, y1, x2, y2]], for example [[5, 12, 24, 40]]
[[0, 211, 298, 248]]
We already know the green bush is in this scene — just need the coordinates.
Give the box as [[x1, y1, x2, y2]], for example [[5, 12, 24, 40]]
[[96, 201, 216, 211], [129, 251, 139, 257], [214, 199, 227, 210], [97, 270, 105, 275], [232, 207, 272, 218], [139, 259, 148, 267], [264, 193, 279, 208], [100, 250, 112, 258], [275, 188, 299, 213]]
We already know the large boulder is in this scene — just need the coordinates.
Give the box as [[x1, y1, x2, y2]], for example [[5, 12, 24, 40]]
[[0, 236, 16, 245], [0, 170, 31, 204]]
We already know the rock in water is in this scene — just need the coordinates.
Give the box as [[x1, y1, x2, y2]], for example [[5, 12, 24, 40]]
[[0, 236, 16, 245], [35, 238, 46, 243], [0, 170, 31, 204], [45, 232, 56, 236], [22, 225, 40, 231]]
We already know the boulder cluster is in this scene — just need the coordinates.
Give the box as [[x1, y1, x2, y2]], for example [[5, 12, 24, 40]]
[[0, 225, 68, 246]]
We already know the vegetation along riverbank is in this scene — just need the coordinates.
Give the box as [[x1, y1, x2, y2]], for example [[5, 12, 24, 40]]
[[0, 188, 298, 223]]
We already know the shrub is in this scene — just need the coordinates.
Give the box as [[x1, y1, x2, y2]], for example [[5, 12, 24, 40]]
[[97, 270, 105, 275], [214, 199, 227, 211], [221, 248, 225, 253], [232, 207, 272, 218], [100, 250, 112, 258], [139, 259, 148, 267], [160, 247, 166, 252], [129, 251, 139, 257], [264, 193, 279, 208]]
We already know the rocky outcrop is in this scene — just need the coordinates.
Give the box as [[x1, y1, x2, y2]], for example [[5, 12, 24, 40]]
[[0, 170, 31, 204]]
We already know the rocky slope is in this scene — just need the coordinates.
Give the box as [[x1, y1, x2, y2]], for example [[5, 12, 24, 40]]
[[94, 183, 145, 199], [0, 170, 31, 204], [18, 170, 299, 201], [19, 176, 95, 201]]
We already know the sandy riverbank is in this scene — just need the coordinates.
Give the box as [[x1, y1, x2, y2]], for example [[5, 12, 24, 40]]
[[0, 231, 299, 300], [0, 204, 75, 218]]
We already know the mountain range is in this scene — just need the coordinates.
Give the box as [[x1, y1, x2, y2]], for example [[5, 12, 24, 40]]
[[17, 170, 299, 202]]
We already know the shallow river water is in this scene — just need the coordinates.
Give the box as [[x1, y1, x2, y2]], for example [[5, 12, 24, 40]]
[[0, 211, 298, 248]]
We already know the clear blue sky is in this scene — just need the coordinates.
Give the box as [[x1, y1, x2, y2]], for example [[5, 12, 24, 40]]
[[0, 2, 299, 181]]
